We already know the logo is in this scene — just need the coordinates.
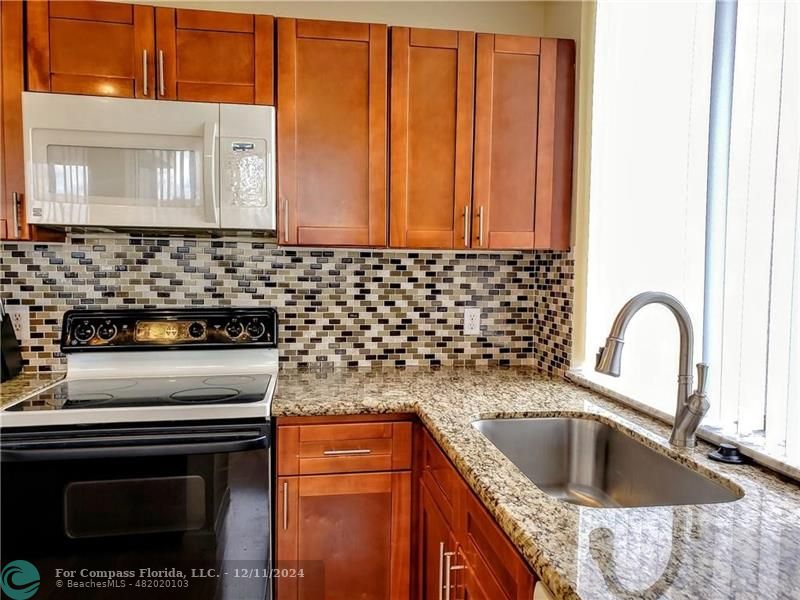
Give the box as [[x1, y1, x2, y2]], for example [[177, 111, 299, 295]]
[[1, 561, 40, 600]]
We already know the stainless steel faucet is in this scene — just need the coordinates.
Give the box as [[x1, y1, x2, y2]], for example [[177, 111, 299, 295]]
[[595, 292, 710, 448]]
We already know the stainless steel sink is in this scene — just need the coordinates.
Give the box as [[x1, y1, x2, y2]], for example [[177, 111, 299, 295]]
[[472, 417, 743, 508]]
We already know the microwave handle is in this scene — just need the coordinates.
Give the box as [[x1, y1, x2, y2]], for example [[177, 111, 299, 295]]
[[203, 120, 219, 225]]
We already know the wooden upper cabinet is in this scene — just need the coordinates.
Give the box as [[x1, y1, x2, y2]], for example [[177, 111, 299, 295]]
[[390, 27, 475, 249], [27, 1, 154, 99], [473, 34, 575, 250], [155, 8, 274, 104], [276, 472, 411, 600], [1, 0, 26, 239], [278, 18, 388, 247]]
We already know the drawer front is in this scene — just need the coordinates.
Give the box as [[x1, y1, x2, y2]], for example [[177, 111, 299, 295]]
[[278, 421, 412, 475], [420, 429, 461, 524]]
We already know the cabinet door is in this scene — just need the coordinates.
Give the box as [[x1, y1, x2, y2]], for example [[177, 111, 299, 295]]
[[27, 1, 154, 98], [459, 552, 492, 600], [532, 38, 575, 250], [155, 8, 273, 104], [461, 489, 535, 600], [390, 27, 475, 249], [473, 34, 540, 250], [1, 0, 25, 239], [419, 480, 457, 599], [473, 34, 574, 250], [276, 472, 410, 600], [278, 18, 388, 247]]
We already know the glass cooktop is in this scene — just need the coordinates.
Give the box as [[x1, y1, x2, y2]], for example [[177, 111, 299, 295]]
[[5, 374, 272, 412]]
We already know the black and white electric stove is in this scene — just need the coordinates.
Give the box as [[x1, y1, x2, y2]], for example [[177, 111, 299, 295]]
[[0, 308, 278, 600], [1, 307, 278, 427]]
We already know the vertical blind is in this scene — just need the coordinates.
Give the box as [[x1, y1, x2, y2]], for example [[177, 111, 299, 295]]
[[717, 0, 800, 459], [586, 0, 800, 466]]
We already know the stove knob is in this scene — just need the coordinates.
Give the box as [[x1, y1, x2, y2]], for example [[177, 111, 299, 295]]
[[246, 320, 265, 339], [73, 321, 96, 343], [96, 321, 118, 341], [188, 322, 206, 338], [225, 320, 243, 338]]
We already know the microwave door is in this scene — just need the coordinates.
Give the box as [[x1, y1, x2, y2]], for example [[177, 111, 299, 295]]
[[219, 104, 276, 231], [22, 93, 222, 230]]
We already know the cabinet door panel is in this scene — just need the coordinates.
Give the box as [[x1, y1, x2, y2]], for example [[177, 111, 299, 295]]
[[390, 27, 475, 249], [534, 38, 575, 250], [277, 472, 410, 600], [49, 19, 134, 78], [462, 490, 535, 600], [156, 9, 273, 104], [278, 18, 387, 247], [473, 33, 540, 250], [419, 480, 456, 600], [27, 1, 154, 99], [1, 0, 26, 239]]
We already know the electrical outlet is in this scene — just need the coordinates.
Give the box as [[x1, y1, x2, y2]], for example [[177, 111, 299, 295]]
[[5, 305, 30, 340], [463, 308, 481, 335]]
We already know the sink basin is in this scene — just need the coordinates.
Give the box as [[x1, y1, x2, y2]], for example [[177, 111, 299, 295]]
[[472, 417, 743, 508]]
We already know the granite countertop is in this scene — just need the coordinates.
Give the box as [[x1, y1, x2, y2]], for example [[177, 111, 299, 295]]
[[273, 367, 800, 600], [0, 370, 65, 409]]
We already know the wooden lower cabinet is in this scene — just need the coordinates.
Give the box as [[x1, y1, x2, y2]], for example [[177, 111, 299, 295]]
[[276, 472, 411, 600], [418, 429, 536, 600], [275, 419, 534, 600], [275, 417, 412, 600]]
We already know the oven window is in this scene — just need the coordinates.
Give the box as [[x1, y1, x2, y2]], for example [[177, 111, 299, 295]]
[[1, 447, 270, 600], [64, 476, 206, 539]]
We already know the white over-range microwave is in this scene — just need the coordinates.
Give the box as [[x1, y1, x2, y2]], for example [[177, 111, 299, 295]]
[[22, 92, 276, 232]]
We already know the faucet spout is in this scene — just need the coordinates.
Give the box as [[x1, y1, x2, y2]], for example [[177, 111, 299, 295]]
[[594, 292, 709, 448]]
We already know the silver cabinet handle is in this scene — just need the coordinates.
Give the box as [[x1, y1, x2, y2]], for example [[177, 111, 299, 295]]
[[437, 542, 445, 600], [282, 197, 289, 243], [463, 205, 470, 247], [11, 192, 22, 238], [142, 49, 148, 96], [158, 50, 165, 96], [322, 448, 371, 456], [448, 551, 466, 599], [444, 551, 455, 599], [282, 481, 288, 531], [478, 206, 484, 247]]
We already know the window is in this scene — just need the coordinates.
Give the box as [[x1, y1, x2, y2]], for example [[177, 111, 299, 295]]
[[583, 0, 800, 468]]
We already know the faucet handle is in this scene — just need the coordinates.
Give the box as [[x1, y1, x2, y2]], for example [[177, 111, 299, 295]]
[[695, 362, 709, 395]]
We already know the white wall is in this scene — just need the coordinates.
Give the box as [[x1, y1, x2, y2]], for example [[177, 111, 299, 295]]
[[130, 1, 549, 37]]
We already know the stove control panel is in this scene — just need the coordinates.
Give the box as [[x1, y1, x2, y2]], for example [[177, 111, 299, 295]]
[[61, 308, 277, 352]]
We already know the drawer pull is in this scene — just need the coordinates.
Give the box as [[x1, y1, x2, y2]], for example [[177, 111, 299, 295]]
[[322, 449, 372, 456]]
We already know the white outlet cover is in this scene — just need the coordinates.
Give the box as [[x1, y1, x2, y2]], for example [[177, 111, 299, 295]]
[[5, 305, 31, 340], [463, 308, 481, 335]]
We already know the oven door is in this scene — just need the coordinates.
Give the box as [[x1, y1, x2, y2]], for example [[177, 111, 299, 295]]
[[0, 421, 271, 600], [22, 92, 220, 230]]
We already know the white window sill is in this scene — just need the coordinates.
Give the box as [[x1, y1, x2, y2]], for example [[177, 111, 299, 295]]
[[566, 369, 800, 483]]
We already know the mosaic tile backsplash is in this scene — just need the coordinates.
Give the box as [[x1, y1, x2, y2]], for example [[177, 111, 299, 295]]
[[0, 235, 573, 373]]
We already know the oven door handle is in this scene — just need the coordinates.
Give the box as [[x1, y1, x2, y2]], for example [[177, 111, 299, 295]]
[[1, 431, 268, 462]]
